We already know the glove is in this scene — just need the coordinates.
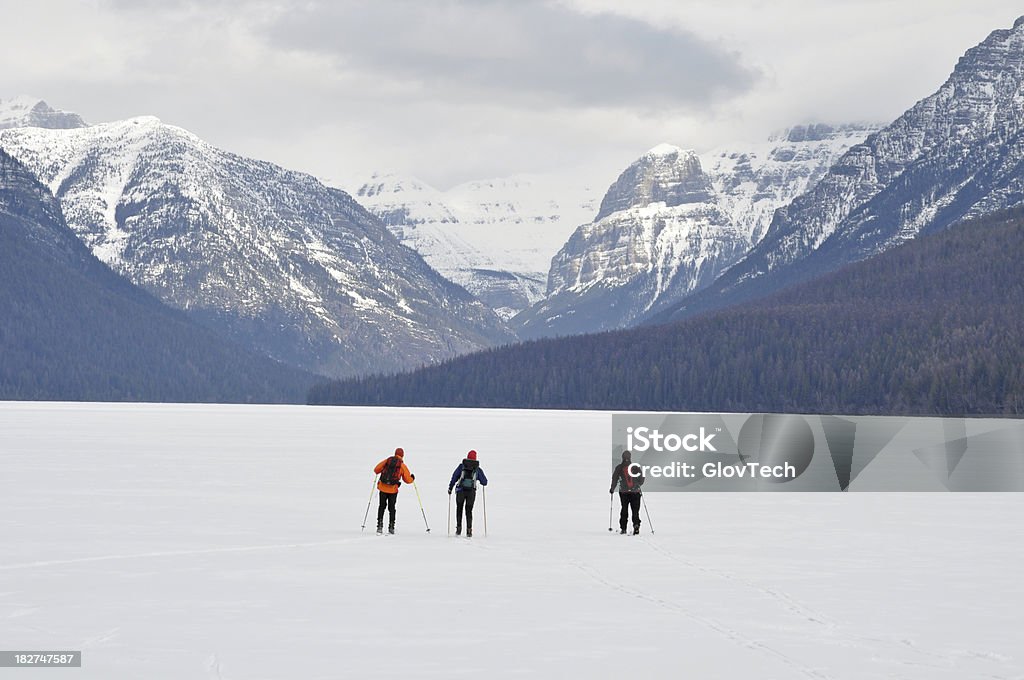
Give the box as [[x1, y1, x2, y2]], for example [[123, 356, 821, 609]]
[[448, 488, 452, 495], [410, 474, 415, 481], [609, 488, 615, 494]]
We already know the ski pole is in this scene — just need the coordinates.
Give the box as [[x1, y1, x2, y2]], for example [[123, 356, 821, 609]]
[[608, 492, 614, 532], [641, 492, 655, 534], [413, 480, 431, 533], [361, 475, 379, 531], [447, 490, 452, 537], [483, 486, 488, 537]]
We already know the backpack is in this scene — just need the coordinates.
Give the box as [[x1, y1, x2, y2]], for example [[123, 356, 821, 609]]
[[621, 463, 637, 491], [458, 459, 479, 490], [380, 456, 403, 486]]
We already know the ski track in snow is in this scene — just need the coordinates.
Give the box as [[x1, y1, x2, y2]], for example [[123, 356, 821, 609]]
[[456, 520, 1015, 680], [635, 538, 1012, 676], [465, 532, 836, 678], [0, 538, 363, 572], [639, 537, 839, 629], [568, 558, 834, 680], [205, 652, 223, 680]]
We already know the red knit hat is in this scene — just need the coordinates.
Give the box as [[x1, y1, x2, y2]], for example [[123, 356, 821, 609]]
[[467, 450, 477, 460], [395, 447, 405, 457]]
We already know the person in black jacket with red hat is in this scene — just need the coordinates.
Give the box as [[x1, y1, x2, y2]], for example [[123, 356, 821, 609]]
[[448, 450, 488, 537], [610, 450, 644, 535]]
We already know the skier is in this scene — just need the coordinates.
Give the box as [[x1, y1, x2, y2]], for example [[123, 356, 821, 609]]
[[373, 447, 415, 535], [447, 450, 488, 537], [609, 450, 644, 534]]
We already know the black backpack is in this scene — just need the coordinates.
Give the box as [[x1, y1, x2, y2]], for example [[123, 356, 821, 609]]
[[458, 459, 479, 490], [380, 456, 403, 486]]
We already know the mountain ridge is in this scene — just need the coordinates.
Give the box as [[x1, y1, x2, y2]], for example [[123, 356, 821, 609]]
[[342, 169, 599, 318], [0, 96, 87, 130], [1, 115, 514, 378], [513, 122, 880, 338], [650, 16, 1024, 325]]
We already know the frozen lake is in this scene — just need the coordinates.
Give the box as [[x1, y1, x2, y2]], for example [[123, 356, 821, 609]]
[[1, 402, 1021, 679]]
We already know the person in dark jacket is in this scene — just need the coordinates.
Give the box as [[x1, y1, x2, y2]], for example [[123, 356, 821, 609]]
[[448, 450, 488, 537], [609, 450, 644, 534]]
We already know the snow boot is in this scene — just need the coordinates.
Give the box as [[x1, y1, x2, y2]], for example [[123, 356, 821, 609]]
[[455, 525, 462, 536], [632, 525, 641, 536], [619, 528, 627, 534], [388, 524, 395, 535], [376, 522, 383, 535], [466, 527, 472, 538]]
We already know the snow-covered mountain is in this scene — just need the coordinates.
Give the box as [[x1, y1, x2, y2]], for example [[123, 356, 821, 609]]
[[0, 147, 312, 402], [0, 117, 513, 378], [705, 124, 883, 246], [653, 15, 1024, 325], [343, 172, 599, 318], [515, 124, 880, 338], [0, 96, 86, 130]]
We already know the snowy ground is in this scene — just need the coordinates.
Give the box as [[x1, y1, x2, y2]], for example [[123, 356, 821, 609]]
[[1, 402, 1021, 679]]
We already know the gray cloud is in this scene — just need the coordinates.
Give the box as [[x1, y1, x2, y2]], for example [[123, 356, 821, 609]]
[[6, 1, 1021, 190], [263, 0, 758, 109]]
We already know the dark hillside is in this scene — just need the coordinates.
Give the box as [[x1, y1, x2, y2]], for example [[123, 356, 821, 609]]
[[1, 149, 314, 402]]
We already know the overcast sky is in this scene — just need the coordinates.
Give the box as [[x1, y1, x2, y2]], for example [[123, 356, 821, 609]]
[[1, 1, 1021, 188]]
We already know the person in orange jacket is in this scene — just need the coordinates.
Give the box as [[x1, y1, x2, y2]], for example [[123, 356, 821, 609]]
[[373, 447, 415, 534]]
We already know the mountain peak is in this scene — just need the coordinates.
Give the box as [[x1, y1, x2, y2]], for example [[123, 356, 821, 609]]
[[354, 171, 437, 198], [595, 145, 711, 221], [121, 115, 163, 128], [645, 143, 688, 157], [0, 96, 87, 130], [780, 123, 840, 143]]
